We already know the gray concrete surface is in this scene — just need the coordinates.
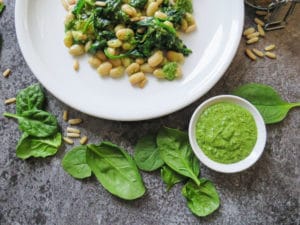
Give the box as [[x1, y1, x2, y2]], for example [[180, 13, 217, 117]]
[[0, 1, 299, 225]]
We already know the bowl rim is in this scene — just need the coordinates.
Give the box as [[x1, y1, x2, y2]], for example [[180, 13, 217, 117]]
[[188, 95, 267, 173]]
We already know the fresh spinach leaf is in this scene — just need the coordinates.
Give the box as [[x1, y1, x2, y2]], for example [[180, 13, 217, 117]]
[[16, 84, 45, 114], [233, 83, 300, 124], [62, 145, 92, 179], [182, 179, 220, 217], [16, 132, 61, 159], [161, 165, 186, 191], [157, 127, 200, 185], [129, 0, 147, 9], [3, 110, 58, 138], [134, 135, 164, 172], [86, 141, 146, 200]]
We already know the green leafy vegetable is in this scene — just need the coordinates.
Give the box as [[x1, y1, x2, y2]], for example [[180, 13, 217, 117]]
[[233, 83, 300, 124], [0, 2, 5, 15], [161, 165, 186, 191], [62, 145, 92, 179], [16, 84, 45, 114], [134, 135, 164, 172], [16, 132, 62, 160], [3, 110, 58, 138], [86, 142, 146, 200], [157, 127, 200, 185], [182, 179, 220, 217], [129, 0, 147, 9], [175, 0, 193, 13]]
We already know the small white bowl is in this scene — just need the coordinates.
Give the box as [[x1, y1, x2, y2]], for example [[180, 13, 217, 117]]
[[189, 95, 266, 173]]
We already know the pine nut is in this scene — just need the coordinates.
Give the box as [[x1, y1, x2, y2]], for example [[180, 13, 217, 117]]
[[126, 63, 140, 75], [257, 24, 265, 37], [135, 58, 145, 65], [88, 57, 102, 68], [95, 1, 106, 7], [148, 51, 163, 67], [109, 59, 122, 67], [64, 31, 73, 48], [67, 127, 80, 134], [67, 133, 80, 138], [106, 47, 116, 56], [63, 137, 74, 145], [264, 44, 276, 51], [146, 2, 159, 16], [121, 58, 132, 67], [154, 11, 167, 20], [116, 28, 134, 41], [243, 27, 255, 36], [246, 32, 260, 39], [254, 17, 265, 26], [73, 60, 79, 71], [153, 69, 164, 79], [122, 42, 133, 51], [185, 13, 195, 25], [3, 69, 11, 77], [107, 39, 122, 48], [166, 51, 184, 63], [129, 72, 145, 85], [4, 97, 16, 105], [140, 63, 155, 73], [256, 10, 268, 16], [95, 51, 107, 61], [246, 37, 259, 44], [185, 24, 196, 33], [121, 4, 137, 17], [69, 44, 85, 56], [80, 136, 88, 145], [114, 24, 125, 33], [110, 66, 125, 78], [252, 48, 264, 57], [163, 21, 174, 28], [63, 110, 68, 121], [97, 62, 112, 76], [68, 118, 83, 125], [181, 19, 188, 32], [84, 41, 92, 52], [265, 51, 277, 59], [138, 77, 148, 88], [245, 48, 257, 61]]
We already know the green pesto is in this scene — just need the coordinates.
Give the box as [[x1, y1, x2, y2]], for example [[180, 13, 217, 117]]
[[196, 102, 257, 164]]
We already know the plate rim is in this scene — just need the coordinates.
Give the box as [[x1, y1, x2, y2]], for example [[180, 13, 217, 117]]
[[15, 0, 245, 121]]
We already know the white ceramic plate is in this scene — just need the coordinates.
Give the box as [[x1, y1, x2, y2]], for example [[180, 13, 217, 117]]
[[15, 0, 244, 121]]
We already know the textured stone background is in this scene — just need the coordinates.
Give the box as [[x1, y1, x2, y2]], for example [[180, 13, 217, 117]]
[[0, 1, 299, 225]]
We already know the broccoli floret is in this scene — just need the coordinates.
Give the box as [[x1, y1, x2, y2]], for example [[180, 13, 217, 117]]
[[162, 62, 179, 81]]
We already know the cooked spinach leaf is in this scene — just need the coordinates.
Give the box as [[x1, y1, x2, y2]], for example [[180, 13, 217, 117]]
[[182, 179, 220, 217], [175, 0, 193, 13], [16, 132, 61, 159], [86, 142, 146, 200], [0, 2, 5, 15], [134, 134, 164, 172], [129, 0, 147, 9], [161, 165, 186, 191], [16, 84, 45, 114], [157, 127, 200, 185], [62, 145, 92, 179], [233, 83, 300, 124], [3, 110, 58, 138]]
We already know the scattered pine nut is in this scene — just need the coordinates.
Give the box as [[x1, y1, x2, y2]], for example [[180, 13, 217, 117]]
[[265, 51, 277, 59], [63, 110, 68, 121], [185, 24, 196, 33], [67, 127, 80, 134], [63, 137, 74, 145], [264, 44, 276, 51], [243, 27, 255, 36], [95, 1, 106, 6], [246, 37, 259, 44], [257, 24, 265, 37], [67, 132, 81, 138], [254, 17, 265, 26], [68, 118, 83, 125], [3, 69, 11, 78], [138, 78, 148, 88], [245, 48, 257, 61], [252, 48, 264, 57], [4, 97, 16, 105], [256, 10, 268, 16], [73, 60, 79, 71], [80, 136, 88, 145], [246, 32, 260, 39]]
